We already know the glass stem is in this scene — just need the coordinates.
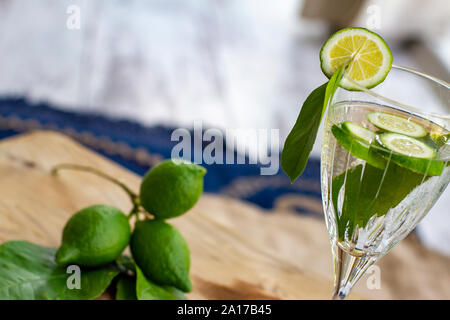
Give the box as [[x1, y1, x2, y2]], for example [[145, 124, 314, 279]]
[[331, 240, 378, 300]]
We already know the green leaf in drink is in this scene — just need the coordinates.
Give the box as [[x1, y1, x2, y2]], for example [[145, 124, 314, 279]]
[[332, 162, 427, 240]]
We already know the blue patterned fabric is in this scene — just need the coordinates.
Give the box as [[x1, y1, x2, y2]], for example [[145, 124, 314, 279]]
[[0, 98, 322, 216]]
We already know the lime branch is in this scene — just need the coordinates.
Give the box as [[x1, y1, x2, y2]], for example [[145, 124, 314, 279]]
[[51, 163, 142, 217]]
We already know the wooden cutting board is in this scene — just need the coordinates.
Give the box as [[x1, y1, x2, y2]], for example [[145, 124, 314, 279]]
[[0, 131, 449, 299]]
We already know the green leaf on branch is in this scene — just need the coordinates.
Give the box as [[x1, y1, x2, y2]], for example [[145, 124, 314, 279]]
[[116, 255, 136, 273], [136, 266, 186, 300], [0, 241, 119, 300], [281, 67, 344, 183], [116, 276, 137, 300]]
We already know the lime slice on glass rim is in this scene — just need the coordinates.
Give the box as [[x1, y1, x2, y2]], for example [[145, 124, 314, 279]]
[[320, 27, 393, 90]]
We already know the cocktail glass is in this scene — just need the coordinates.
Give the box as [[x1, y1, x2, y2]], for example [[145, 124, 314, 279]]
[[321, 65, 450, 299]]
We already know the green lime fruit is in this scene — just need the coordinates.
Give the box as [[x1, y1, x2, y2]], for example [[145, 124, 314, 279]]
[[139, 160, 206, 219], [130, 220, 192, 292], [56, 205, 131, 267], [320, 27, 392, 90]]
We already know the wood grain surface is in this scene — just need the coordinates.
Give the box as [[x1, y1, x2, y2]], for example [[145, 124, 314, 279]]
[[0, 131, 449, 299]]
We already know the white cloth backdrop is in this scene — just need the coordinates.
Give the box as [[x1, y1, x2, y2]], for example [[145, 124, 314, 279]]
[[0, 0, 448, 255]]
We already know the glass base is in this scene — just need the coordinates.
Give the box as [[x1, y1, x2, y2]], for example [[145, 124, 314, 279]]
[[331, 240, 378, 300]]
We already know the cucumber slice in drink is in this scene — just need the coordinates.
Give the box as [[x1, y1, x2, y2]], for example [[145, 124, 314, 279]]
[[342, 121, 376, 143], [331, 124, 386, 169], [367, 112, 427, 138], [376, 133, 444, 176], [379, 133, 435, 158]]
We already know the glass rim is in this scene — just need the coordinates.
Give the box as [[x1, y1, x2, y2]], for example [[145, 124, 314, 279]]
[[341, 65, 450, 120]]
